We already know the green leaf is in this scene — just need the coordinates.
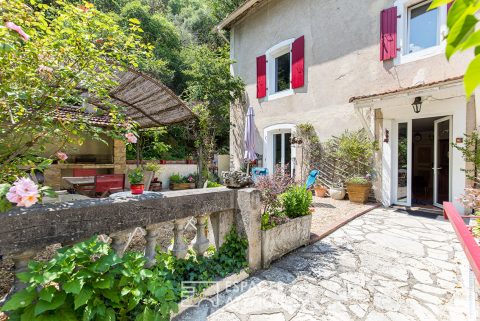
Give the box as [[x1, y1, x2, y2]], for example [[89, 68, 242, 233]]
[[0, 184, 10, 197], [446, 14, 478, 59], [459, 29, 480, 51], [464, 54, 480, 97], [429, 0, 453, 9], [63, 279, 83, 294], [39, 286, 57, 303], [1, 289, 37, 312], [82, 304, 93, 321], [74, 287, 93, 309], [105, 308, 116, 321], [34, 292, 66, 316], [128, 18, 141, 25]]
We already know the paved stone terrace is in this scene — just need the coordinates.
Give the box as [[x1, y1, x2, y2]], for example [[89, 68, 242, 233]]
[[175, 208, 469, 321]]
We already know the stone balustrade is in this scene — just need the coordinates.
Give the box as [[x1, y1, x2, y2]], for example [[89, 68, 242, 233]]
[[0, 187, 262, 293]]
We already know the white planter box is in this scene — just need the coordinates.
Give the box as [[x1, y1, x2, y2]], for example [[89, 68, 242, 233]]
[[261, 215, 312, 268]]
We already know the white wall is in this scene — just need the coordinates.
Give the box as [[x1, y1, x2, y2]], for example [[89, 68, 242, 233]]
[[127, 164, 198, 189]]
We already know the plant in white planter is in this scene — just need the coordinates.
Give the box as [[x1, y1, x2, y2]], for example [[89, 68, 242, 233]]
[[260, 185, 313, 268]]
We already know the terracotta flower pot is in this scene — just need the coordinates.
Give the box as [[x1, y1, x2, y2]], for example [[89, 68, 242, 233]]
[[170, 183, 190, 190], [314, 186, 328, 197], [130, 184, 144, 195], [346, 183, 372, 204]]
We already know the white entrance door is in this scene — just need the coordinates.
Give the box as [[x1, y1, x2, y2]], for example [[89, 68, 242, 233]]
[[272, 131, 292, 172], [433, 116, 452, 208], [393, 120, 412, 206]]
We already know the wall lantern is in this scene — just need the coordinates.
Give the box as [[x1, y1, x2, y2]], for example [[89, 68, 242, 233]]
[[412, 96, 422, 114]]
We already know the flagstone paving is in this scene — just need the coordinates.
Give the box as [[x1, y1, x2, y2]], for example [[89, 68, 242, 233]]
[[175, 207, 470, 321]]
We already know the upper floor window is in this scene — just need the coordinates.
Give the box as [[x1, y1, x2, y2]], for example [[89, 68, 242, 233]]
[[407, 2, 439, 54], [256, 36, 305, 101], [380, 1, 448, 64], [275, 52, 291, 93]]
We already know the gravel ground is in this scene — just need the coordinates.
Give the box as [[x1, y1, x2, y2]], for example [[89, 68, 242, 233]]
[[310, 196, 378, 238]]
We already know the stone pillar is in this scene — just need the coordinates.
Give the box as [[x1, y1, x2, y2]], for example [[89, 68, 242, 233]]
[[235, 188, 262, 271], [192, 214, 210, 256], [10, 250, 36, 292], [43, 165, 62, 190], [113, 139, 126, 175], [144, 224, 161, 268], [208, 210, 235, 249], [171, 218, 189, 259]]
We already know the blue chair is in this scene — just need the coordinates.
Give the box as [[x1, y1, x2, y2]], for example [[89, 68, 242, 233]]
[[252, 167, 269, 182], [305, 170, 319, 190]]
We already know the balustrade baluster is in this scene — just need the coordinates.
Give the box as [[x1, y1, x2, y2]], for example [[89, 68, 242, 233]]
[[144, 224, 161, 267], [192, 214, 210, 256], [171, 218, 189, 259], [110, 230, 132, 257], [10, 250, 35, 292]]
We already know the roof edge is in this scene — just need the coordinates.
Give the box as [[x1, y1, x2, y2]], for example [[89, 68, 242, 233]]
[[349, 76, 464, 103], [216, 0, 266, 30]]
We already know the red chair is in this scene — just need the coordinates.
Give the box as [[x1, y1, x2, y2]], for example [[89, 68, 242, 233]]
[[94, 174, 125, 198], [72, 168, 97, 195]]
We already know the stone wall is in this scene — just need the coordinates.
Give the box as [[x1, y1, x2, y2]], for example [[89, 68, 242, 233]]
[[0, 188, 263, 291]]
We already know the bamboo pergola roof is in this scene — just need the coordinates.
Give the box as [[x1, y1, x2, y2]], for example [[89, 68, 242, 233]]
[[89, 67, 195, 128]]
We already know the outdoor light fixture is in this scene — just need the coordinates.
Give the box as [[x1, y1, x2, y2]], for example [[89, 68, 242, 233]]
[[412, 96, 422, 114]]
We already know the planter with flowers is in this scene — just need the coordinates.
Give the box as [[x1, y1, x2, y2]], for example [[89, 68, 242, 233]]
[[169, 173, 189, 190], [128, 168, 145, 195], [185, 174, 196, 189], [346, 176, 372, 204]]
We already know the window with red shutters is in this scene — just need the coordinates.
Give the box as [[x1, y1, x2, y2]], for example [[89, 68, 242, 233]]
[[256, 55, 267, 99], [380, 7, 398, 61], [291, 36, 305, 89]]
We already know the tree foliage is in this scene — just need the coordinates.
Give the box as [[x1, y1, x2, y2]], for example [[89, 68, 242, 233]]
[[430, 0, 480, 97], [0, 0, 150, 182]]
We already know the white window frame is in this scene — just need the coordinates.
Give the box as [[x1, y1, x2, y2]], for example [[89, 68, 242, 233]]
[[263, 124, 296, 176], [265, 39, 295, 101], [394, 0, 448, 65]]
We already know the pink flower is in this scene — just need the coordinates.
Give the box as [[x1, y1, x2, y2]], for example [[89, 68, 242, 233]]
[[6, 186, 21, 204], [125, 132, 137, 144], [56, 151, 68, 161], [14, 177, 39, 197], [38, 65, 54, 74], [6, 178, 40, 208], [5, 21, 30, 41], [17, 195, 39, 208]]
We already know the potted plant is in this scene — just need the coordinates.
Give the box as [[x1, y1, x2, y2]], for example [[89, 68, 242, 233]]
[[128, 168, 145, 195], [256, 170, 312, 268], [313, 179, 328, 197], [346, 175, 372, 204], [329, 179, 346, 200], [169, 173, 190, 190], [185, 174, 196, 189], [150, 177, 162, 191], [185, 155, 194, 164]]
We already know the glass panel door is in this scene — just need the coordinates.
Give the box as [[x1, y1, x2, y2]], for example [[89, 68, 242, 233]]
[[433, 116, 452, 208], [395, 121, 412, 206], [272, 131, 292, 175]]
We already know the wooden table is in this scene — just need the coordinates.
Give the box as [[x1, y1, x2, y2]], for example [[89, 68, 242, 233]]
[[63, 176, 95, 195]]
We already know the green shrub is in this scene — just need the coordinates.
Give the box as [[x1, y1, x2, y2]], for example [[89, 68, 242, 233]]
[[1, 230, 249, 320], [128, 167, 144, 185], [281, 185, 312, 219], [346, 176, 370, 185], [1, 237, 178, 321], [169, 173, 183, 184], [206, 181, 223, 188], [143, 161, 161, 173]]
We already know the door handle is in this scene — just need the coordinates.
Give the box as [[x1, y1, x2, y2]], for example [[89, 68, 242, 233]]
[[432, 167, 443, 170]]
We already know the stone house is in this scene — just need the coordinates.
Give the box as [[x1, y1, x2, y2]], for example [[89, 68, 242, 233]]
[[219, 0, 477, 210]]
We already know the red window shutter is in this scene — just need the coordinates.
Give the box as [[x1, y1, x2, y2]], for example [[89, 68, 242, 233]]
[[380, 7, 398, 61], [256, 55, 267, 98], [291, 36, 305, 89]]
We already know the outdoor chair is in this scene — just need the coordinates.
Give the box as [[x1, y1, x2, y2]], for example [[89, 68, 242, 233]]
[[251, 167, 269, 182], [305, 170, 319, 190], [73, 168, 97, 195], [94, 174, 125, 198]]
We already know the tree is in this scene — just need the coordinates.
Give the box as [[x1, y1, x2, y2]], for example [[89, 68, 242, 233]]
[[430, 0, 480, 97], [0, 0, 151, 182]]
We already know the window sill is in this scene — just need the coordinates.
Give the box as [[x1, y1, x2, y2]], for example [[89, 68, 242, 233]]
[[265, 89, 294, 102], [395, 45, 444, 65]]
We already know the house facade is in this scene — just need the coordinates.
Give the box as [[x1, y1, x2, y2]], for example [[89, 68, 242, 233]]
[[220, 0, 478, 209]]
